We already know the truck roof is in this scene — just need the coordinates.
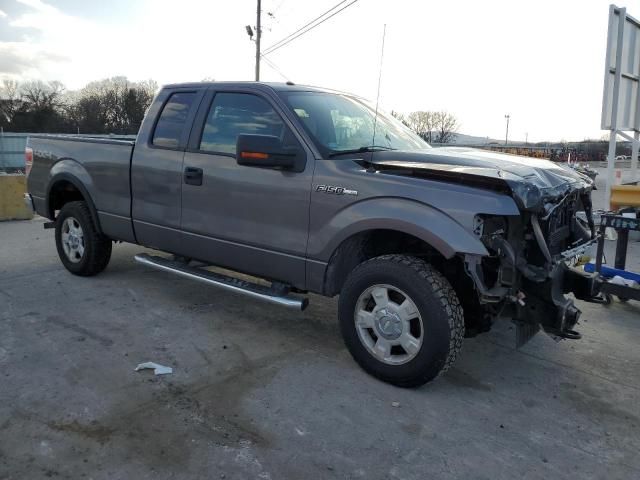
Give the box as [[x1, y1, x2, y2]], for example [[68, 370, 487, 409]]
[[161, 81, 345, 95]]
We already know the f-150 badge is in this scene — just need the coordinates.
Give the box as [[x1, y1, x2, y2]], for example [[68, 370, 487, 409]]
[[315, 185, 358, 196]]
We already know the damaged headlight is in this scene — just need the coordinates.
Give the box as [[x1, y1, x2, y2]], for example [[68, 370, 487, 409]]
[[509, 182, 542, 211], [474, 215, 508, 241]]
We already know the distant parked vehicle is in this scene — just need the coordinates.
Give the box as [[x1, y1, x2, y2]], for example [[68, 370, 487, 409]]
[[25, 81, 600, 387]]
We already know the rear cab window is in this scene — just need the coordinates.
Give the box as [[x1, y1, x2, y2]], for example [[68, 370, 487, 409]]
[[152, 92, 197, 148]]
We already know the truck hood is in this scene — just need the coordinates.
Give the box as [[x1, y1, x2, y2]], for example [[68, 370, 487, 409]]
[[369, 147, 593, 210]]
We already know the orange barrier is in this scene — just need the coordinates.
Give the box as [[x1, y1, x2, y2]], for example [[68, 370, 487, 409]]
[[0, 174, 33, 221], [610, 184, 640, 211]]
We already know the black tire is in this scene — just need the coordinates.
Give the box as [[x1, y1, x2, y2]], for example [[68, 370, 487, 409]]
[[338, 254, 464, 388], [55, 201, 112, 276]]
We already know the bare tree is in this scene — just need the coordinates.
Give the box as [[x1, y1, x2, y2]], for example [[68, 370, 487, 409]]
[[0, 76, 159, 134], [72, 77, 158, 134], [0, 79, 21, 124], [20, 80, 65, 111], [405, 111, 435, 143], [2, 80, 68, 132], [433, 111, 459, 144], [1, 79, 19, 99], [138, 79, 159, 98], [390, 110, 409, 128]]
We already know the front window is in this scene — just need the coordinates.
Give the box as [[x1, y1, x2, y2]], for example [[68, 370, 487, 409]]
[[200, 93, 286, 155], [280, 91, 430, 156]]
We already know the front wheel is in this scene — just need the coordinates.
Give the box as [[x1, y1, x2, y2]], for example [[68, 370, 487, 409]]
[[55, 201, 112, 276], [338, 255, 464, 387]]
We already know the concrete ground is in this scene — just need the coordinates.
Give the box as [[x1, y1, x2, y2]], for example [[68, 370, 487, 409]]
[[1, 168, 640, 479]]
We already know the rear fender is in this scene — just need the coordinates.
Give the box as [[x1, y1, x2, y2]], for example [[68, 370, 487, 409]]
[[46, 160, 101, 232]]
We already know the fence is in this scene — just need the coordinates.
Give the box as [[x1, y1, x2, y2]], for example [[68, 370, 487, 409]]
[[0, 132, 29, 172], [0, 132, 138, 173]]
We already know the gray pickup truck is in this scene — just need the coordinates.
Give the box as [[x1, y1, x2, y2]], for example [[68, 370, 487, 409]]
[[26, 81, 600, 387]]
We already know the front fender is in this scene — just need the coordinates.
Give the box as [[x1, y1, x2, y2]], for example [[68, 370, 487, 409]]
[[309, 197, 489, 261]]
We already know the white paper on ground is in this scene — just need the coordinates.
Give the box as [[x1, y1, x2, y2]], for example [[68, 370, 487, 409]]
[[134, 362, 173, 375], [609, 275, 640, 288], [605, 227, 618, 241]]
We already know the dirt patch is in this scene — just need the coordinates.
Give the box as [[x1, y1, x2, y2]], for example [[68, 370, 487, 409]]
[[46, 420, 115, 445], [46, 315, 114, 347], [3, 344, 286, 476], [443, 368, 493, 392], [68, 344, 283, 470], [560, 382, 640, 426]]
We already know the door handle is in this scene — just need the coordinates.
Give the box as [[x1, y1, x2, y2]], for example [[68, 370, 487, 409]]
[[184, 166, 203, 186]]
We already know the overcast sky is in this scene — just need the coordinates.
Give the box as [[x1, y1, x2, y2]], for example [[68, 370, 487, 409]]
[[0, 0, 628, 141]]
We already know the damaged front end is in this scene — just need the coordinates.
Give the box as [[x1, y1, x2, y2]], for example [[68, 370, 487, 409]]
[[465, 175, 601, 347], [368, 150, 603, 347]]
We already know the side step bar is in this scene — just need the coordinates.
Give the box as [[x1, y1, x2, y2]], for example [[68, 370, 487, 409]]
[[134, 253, 308, 311]]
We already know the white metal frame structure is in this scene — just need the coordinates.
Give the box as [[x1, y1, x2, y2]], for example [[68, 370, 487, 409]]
[[602, 4, 640, 205]]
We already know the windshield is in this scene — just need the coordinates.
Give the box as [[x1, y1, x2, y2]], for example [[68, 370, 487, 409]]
[[279, 91, 430, 157]]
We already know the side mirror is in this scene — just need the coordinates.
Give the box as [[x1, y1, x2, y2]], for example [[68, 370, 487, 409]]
[[236, 134, 302, 171]]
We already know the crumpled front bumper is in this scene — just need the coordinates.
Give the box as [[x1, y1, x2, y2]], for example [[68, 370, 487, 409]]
[[465, 236, 603, 347], [514, 261, 601, 346], [514, 231, 605, 345]]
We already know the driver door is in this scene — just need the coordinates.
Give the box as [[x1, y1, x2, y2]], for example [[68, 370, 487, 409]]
[[180, 87, 313, 288]]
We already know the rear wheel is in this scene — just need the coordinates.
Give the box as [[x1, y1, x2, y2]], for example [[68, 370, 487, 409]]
[[338, 254, 464, 387], [55, 201, 112, 276]]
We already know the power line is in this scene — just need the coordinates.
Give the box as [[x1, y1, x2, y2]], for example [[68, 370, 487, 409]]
[[260, 55, 290, 81], [262, 0, 348, 55], [263, 0, 358, 55], [263, 0, 358, 56]]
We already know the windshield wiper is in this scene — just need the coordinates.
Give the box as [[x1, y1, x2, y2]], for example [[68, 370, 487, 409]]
[[328, 145, 396, 158]]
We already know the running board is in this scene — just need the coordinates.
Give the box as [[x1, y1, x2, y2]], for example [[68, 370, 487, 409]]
[[134, 253, 308, 311]]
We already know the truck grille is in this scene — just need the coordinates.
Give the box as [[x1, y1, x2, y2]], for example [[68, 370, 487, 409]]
[[544, 193, 578, 254]]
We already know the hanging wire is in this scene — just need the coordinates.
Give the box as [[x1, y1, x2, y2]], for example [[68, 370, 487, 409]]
[[260, 55, 290, 81], [262, 0, 358, 56]]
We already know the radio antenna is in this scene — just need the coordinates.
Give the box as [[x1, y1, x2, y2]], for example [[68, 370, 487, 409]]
[[371, 24, 387, 147]]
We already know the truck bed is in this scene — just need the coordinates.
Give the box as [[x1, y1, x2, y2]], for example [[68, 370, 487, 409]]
[[28, 134, 136, 242]]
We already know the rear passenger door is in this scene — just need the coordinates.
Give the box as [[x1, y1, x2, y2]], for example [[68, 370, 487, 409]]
[[131, 88, 204, 253], [180, 87, 314, 288]]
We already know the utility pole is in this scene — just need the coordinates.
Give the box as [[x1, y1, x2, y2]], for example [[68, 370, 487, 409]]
[[255, 0, 262, 81], [504, 114, 510, 145]]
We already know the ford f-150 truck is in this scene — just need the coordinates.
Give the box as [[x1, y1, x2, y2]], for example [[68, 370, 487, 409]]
[[25, 81, 600, 387]]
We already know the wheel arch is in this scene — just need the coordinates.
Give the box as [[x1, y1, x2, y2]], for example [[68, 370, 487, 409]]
[[321, 227, 480, 297], [46, 171, 102, 234], [311, 198, 488, 262], [314, 199, 488, 296]]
